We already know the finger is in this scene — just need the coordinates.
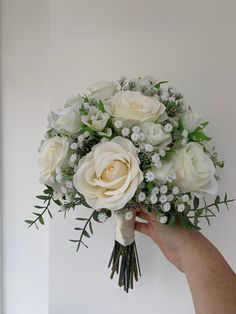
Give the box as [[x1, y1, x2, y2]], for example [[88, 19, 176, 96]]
[[136, 211, 152, 222], [135, 221, 149, 236]]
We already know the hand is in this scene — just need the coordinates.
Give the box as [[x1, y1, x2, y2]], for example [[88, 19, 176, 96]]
[[135, 210, 199, 272]]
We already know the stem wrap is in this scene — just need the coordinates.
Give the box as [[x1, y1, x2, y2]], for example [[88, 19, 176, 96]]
[[113, 209, 135, 246]]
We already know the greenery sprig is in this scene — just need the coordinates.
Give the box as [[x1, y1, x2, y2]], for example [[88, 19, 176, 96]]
[[25, 186, 60, 229]]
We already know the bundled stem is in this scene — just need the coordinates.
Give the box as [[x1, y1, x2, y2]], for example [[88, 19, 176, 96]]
[[108, 241, 141, 293]]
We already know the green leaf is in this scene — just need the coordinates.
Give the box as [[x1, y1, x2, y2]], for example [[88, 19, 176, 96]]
[[193, 197, 200, 209], [200, 121, 209, 128], [189, 130, 211, 142], [39, 215, 44, 225], [154, 81, 168, 89], [74, 227, 83, 231], [147, 181, 154, 193], [43, 188, 52, 195], [178, 117, 184, 131], [75, 217, 88, 221], [98, 100, 105, 112], [25, 220, 34, 224], [48, 210, 53, 218], [34, 205, 44, 209], [89, 221, 93, 235], [83, 230, 90, 238], [215, 195, 220, 204], [53, 199, 62, 206]]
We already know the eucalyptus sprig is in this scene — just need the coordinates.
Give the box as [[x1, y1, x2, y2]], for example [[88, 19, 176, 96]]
[[25, 186, 60, 229], [70, 211, 95, 250], [188, 194, 234, 226]]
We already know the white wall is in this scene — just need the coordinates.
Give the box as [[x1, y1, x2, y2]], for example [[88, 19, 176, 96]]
[[1, 1, 49, 313], [49, 1, 236, 314], [1, 1, 236, 314]]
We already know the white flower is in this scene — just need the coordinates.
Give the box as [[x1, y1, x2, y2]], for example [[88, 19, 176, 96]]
[[121, 127, 130, 137], [172, 142, 218, 194], [145, 143, 154, 152], [182, 194, 190, 203], [159, 149, 166, 157], [150, 194, 158, 204], [139, 132, 146, 142], [181, 129, 188, 138], [138, 143, 145, 150], [163, 202, 171, 212], [97, 212, 108, 223], [88, 81, 117, 100], [70, 142, 79, 150], [152, 153, 160, 163], [61, 186, 67, 194], [154, 161, 176, 184], [81, 111, 110, 132], [53, 107, 81, 134], [65, 181, 73, 189], [154, 161, 162, 169], [167, 194, 174, 202], [151, 186, 159, 194], [73, 136, 143, 211], [114, 120, 123, 129], [177, 203, 185, 212], [182, 109, 204, 133], [78, 134, 85, 142], [160, 185, 168, 194], [131, 132, 140, 142], [160, 216, 168, 224], [69, 153, 77, 164], [159, 194, 168, 204], [132, 126, 141, 133], [125, 211, 133, 221], [38, 137, 69, 190], [138, 192, 146, 202], [145, 171, 155, 182], [164, 123, 173, 133], [181, 138, 187, 146], [141, 122, 172, 149], [172, 186, 179, 195], [105, 90, 167, 127]]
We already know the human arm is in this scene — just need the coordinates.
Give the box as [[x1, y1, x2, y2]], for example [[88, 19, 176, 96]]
[[135, 210, 236, 314]]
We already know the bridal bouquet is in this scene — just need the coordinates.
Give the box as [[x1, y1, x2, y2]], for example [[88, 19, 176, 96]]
[[26, 76, 233, 292]]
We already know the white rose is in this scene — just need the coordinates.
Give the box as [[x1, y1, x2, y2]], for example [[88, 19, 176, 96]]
[[172, 142, 218, 194], [73, 136, 143, 210], [105, 90, 167, 126], [182, 109, 204, 133], [54, 107, 81, 133], [88, 81, 117, 100], [141, 122, 172, 148], [39, 136, 69, 188], [154, 161, 176, 185]]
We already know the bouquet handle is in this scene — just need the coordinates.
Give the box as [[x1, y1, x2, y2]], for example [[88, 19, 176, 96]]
[[108, 209, 141, 292]]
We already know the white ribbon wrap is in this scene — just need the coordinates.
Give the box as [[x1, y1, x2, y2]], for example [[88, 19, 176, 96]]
[[113, 210, 135, 246]]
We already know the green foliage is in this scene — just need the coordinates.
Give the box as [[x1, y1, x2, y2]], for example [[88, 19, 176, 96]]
[[187, 194, 234, 228], [154, 81, 168, 89], [188, 122, 211, 143], [25, 186, 55, 229], [70, 211, 95, 251]]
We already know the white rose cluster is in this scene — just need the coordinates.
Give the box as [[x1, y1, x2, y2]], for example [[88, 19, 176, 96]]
[[35, 76, 224, 230]]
